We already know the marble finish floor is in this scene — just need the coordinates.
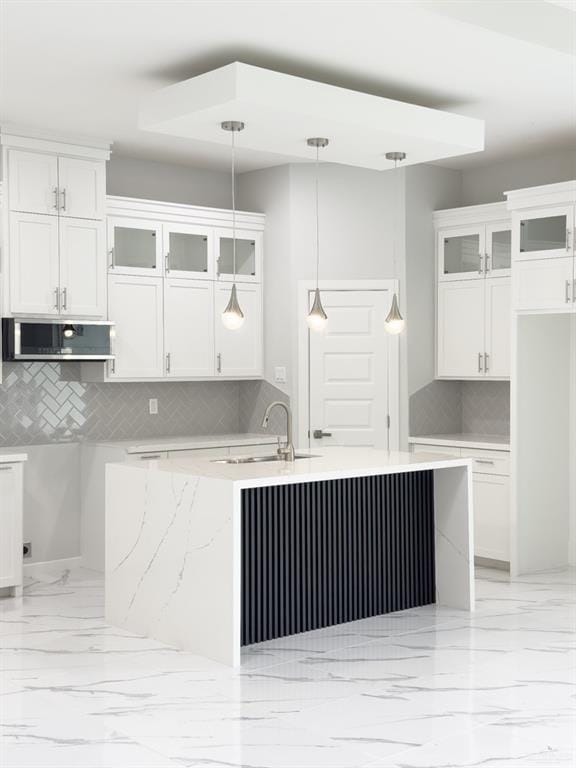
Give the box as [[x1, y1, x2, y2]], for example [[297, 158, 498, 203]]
[[0, 565, 574, 768]]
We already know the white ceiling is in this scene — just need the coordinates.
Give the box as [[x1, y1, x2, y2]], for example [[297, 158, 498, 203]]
[[1, 0, 575, 172]]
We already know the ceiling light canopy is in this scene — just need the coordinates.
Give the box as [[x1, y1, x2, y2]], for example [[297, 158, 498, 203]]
[[140, 63, 484, 171]]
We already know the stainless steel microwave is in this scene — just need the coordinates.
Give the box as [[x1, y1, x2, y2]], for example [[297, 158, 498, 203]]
[[2, 318, 115, 361]]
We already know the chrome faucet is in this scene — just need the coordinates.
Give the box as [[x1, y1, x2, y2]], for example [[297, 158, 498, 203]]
[[261, 401, 295, 462]]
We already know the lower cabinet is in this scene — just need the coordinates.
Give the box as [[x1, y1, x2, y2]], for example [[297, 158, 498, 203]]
[[513, 256, 575, 312], [410, 441, 510, 563], [0, 462, 24, 594], [472, 472, 510, 562]]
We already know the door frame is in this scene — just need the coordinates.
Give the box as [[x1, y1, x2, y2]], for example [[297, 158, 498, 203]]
[[297, 279, 400, 450]]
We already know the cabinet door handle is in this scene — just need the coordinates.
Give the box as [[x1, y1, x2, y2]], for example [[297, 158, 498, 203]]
[[566, 280, 572, 304], [109, 248, 115, 269], [165, 252, 170, 273], [475, 459, 495, 465], [53, 187, 59, 210], [566, 229, 572, 253], [0, 465, 13, 471], [484, 253, 490, 274], [166, 352, 171, 374], [54, 287, 60, 311], [110, 359, 116, 375], [484, 352, 489, 372], [61, 287, 68, 311], [478, 352, 483, 373], [217, 353, 222, 373], [139, 454, 161, 460], [478, 254, 484, 275], [60, 188, 66, 211]]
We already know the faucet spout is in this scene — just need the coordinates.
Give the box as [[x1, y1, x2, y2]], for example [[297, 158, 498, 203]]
[[261, 401, 295, 462]]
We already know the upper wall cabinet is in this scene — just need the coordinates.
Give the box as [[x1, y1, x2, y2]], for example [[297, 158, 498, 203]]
[[506, 182, 576, 314], [8, 149, 106, 220], [436, 203, 512, 282], [215, 228, 263, 282], [1, 134, 111, 319], [108, 217, 163, 274]]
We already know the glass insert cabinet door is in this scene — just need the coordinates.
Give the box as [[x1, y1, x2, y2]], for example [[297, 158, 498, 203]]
[[163, 224, 213, 278], [438, 227, 485, 281], [486, 223, 512, 275], [517, 207, 573, 259], [216, 229, 262, 282], [108, 217, 162, 274]]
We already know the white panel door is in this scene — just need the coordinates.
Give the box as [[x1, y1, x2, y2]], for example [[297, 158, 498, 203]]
[[164, 278, 215, 377], [309, 290, 390, 449], [59, 218, 106, 317], [473, 473, 510, 562], [0, 465, 21, 588], [8, 150, 59, 215], [437, 281, 485, 377], [513, 256, 575, 312], [9, 212, 60, 315], [57, 157, 106, 220], [215, 283, 262, 376], [108, 275, 164, 378], [485, 277, 511, 378]]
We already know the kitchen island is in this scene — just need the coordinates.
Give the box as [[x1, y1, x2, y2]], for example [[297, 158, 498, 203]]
[[105, 448, 474, 665]]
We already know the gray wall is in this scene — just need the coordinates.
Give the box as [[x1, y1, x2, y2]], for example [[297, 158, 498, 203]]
[[107, 154, 232, 208], [460, 148, 576, 206]]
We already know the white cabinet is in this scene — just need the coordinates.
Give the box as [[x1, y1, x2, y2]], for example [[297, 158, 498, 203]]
[[438, 225, 484, 281], [437, 278, 511, 379], [57, 157, 106, 220], [215, 283, 263, 376], [473, 473, 510, 562], [107, 275, 164, 379], [437, 211, 511, 282], [437, 281, 485, 377], [108, 217, 163, 275], [8, 150, 59, 215], [164, 279, 215, 377], [513, 256, 575, 312], [9, 213, 60, 315], [215, 229, 263, 282], [506, 183, 576, 313], [164, 223, 213, 279], [485, 278, 511, 377], [0, 462, 24, 594], [8, 150, 105, 220], [59, 218, 106, 317]]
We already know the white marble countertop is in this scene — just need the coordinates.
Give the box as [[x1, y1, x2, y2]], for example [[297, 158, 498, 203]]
[[0, 452, 27, 463], [409, 434, 510, 451], [121, 447, 472, 489], [86, 433, 281, 454]]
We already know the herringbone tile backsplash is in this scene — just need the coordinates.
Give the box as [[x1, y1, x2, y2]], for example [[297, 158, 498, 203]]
[[0, 362, 286, 446]]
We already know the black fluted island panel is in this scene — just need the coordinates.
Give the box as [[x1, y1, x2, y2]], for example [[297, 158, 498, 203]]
[[241, 470, 435, 646]]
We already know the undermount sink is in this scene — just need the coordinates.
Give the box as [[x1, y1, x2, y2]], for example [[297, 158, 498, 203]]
[[212, 454, 320, 465]]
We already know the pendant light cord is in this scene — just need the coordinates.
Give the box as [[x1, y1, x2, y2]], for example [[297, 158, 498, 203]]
[[231, 127, 237, 283], [315, 144, 320, 290], [393, 158, 398, 284]]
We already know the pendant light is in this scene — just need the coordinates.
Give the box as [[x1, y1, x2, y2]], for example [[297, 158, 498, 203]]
[[221, 120, 245, 330], [306, 137, 329, 332], [384, 151, 406, 335]]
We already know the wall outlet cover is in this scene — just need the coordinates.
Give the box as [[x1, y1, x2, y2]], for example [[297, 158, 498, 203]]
[[274, 366, 287, 383], [149, 398, 158, 415]]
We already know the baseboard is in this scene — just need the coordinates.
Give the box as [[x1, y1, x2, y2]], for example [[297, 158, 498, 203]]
[[23, 556, 83, 577], [475, 555, 510, 571]]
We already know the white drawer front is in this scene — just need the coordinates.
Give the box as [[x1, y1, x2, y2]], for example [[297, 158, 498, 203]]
[[461, 448, 510, 475]]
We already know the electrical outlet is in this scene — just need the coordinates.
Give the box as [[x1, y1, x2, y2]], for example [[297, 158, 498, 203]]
[[149, 398, 158, 415], [23, 542, 32, 559], [274, 366, 287, 383]]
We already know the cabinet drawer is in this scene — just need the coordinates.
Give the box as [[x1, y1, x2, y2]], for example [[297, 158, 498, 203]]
[[461, 448, 510, 475], [411, 443, 462, 457]]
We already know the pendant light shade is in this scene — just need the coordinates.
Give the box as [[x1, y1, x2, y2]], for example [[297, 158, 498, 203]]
[[306, 137, 329, 332], [221, 120, 245, 330], [222, 283, 245, 330], [384, 151, 407, 336], [306, 287, 328, 331], [384, 292, 405, 335]]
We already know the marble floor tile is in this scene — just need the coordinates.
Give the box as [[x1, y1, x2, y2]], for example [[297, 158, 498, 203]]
[[0, 564, 574, 768]]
